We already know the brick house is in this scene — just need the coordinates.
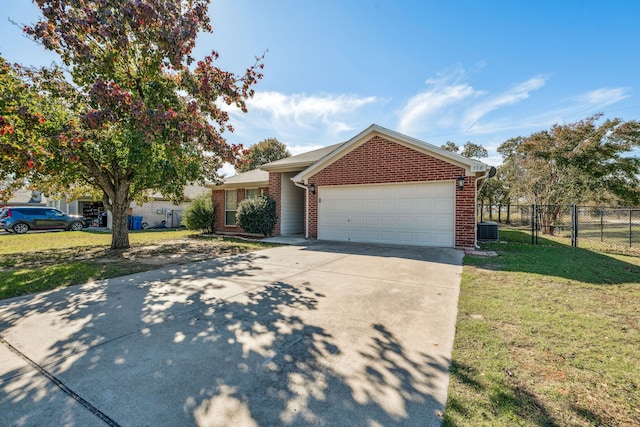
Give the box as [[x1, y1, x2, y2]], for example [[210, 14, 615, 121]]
[[210, 124, 490, 249]]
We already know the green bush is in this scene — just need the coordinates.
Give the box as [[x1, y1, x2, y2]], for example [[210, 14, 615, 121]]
[[181, 193, 214, 233], [236, 195, 277, 236]]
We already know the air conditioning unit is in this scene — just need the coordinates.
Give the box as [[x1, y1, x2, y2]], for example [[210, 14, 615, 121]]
[[477, 222, 499, 240]]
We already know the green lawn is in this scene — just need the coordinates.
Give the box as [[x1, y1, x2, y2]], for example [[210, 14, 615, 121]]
[[444, 229, 640, 426], [0, 230, 276, 300]]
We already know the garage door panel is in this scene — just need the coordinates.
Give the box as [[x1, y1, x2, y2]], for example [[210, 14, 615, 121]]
[[365, 216, 380, 226], [396, 215, 414, 227], [381, 216, 395, 226], [350, 215, 364, 227], [397, 200, 414, 212], [318, 182, 455, 247]]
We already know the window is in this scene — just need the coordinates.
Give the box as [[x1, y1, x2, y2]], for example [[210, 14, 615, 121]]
[[225, 190, 237, 226], [245, 188, 260, 199]]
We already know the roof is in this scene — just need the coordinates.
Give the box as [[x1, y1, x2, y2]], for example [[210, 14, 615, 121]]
[[293, 124, 489, 183], [210, 167, 269, 189], [213, 124, 490, 188], [259, 142, 345, 172]]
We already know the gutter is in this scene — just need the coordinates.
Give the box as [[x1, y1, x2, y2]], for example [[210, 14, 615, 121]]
[[293, 180, 310, 239]]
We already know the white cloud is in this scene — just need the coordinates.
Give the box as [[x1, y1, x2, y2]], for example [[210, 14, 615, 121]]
[[463, 75, 548, 131], [245, 91, 378, 128], [572, 87, 629, 107], [398, 84, 476, 134], [223, 90, 382, 149], [218, 162, 236, 177], [398, 66, 479, 134]]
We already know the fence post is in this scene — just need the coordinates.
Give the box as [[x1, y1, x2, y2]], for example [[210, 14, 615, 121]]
[[571, 204, 578, 247], [531, 204, 535, 244], [600, 208, 604, 242], [630, 209, 633, 248]]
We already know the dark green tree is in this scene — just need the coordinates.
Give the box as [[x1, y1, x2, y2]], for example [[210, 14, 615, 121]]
[[498, 115, 640, 233], [441, 140, 488, 159], [235, 138, 291, 172]]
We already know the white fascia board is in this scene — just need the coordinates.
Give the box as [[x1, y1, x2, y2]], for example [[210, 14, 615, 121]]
[[293, 124, 489, 182]]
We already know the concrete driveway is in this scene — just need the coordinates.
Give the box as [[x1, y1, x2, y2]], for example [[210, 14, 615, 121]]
[[0, 241, 463, 427]]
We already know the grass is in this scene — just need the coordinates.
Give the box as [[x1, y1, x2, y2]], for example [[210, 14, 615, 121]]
[[444, 229, 640, 426], [0, 230, 277, 301]]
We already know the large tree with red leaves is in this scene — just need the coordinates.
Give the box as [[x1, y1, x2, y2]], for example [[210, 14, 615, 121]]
[[1, 0, 262, 249]]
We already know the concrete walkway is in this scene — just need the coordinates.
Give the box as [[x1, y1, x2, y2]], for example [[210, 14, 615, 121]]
[[0, 241, 463, 427]]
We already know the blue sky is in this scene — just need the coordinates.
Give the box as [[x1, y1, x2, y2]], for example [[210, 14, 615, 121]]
[[2, 0, 640, 174]]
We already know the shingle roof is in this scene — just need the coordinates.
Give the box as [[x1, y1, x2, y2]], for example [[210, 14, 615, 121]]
[[219, 168, 269, 187], [259, 142, 345, 170]]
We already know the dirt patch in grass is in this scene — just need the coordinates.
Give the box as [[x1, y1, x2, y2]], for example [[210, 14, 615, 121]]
[[0, 233, 278, 300]]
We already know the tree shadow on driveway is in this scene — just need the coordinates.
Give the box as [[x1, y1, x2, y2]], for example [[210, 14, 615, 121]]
[[1, 247, 453, 426]]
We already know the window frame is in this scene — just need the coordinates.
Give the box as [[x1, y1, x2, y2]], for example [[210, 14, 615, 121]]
[[245, 188, 261, 199], [224, 190, 237, 227]]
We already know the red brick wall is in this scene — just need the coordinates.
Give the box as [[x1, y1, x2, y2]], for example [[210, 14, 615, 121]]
[[212, 189, 239, 233], [307, 135, 477, 248], [268, 172, 282, 236], [212, 186, 270, 233]]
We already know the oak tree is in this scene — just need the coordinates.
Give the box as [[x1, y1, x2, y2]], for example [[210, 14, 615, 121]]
[[440, 140, 488, 159], [235, 137, 291, 172], [498, 115, 640, 232]]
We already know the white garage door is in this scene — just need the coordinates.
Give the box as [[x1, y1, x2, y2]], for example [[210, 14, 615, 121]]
[[318, 182, 455, 247]]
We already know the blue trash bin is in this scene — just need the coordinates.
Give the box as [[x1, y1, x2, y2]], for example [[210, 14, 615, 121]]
[[132, 216, 143, 230]]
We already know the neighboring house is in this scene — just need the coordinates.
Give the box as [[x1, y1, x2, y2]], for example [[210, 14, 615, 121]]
[[210, 124, 490, 248], [2, 184, 208, 229], [1, 188, 46, 207], [52, 183, 209, 228]]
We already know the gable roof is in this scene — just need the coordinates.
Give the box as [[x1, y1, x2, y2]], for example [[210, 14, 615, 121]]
[[259, 142, 345, 172], [212, 124, 489, 188], [211, 142, 346, 188], [292, 124, 489, 183]]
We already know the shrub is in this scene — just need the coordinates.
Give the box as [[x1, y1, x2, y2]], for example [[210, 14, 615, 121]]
[[236, 195, 277, 236], [181, 193, 214, 233]]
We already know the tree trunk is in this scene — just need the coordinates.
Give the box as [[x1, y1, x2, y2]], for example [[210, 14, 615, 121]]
[[109, 186, 132, 250], [540, 205, 561, 235], [111, 203, 130, 249]]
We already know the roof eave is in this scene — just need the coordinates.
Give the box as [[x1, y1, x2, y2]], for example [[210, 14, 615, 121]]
[[259, 162, 312, 173], [211, 180, 269, 190], [293, 124, 489, 181]]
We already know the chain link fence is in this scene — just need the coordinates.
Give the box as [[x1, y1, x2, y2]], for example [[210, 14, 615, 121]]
[[478, 204, 640, 254]]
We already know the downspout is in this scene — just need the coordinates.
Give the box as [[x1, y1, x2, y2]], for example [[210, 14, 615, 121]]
[[293, 180, 310, 239]]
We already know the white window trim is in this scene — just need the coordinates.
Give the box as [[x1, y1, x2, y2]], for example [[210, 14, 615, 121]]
[[225, 190, 237, 227]]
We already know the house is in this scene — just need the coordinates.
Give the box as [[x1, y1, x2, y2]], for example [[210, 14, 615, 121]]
[[3, 184, 208, 229], [0, 188, 46, 207], [210, 124, 491, 248], [52, 183, 209, 228]]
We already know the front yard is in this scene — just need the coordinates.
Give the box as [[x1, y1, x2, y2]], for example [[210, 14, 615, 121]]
[[444, 229, 640, 426], [3, 228, 638, 425], [0, 230, 277, 300]]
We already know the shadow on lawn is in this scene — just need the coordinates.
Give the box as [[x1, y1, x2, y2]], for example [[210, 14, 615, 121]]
[[471, 229, 640, 285], [444, 361, 563, 427], [0, 250, 448, 426]]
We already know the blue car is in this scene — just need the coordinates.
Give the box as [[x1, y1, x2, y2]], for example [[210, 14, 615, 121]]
[[0, 206, 89, 234]]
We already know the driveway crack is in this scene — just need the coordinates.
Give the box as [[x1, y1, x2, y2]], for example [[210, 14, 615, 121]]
[[1, 339, 122, 427]]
